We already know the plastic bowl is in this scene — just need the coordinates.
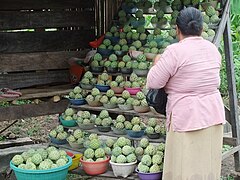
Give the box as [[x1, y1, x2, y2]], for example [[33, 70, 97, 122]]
[[95, 84, 111, 92], [133, 69, 149, 76], [131, 21, 145, 28], [120, 68, 133, 74], [112, 127, 126, 135], [111, 87, 124, 94], [133, 106, 150, 113], [136, 169, 163, 180], [59, 116, 77, 127], [69, 154, 82, 171], [77, 122, 95, 130], [110, 161, 137, 178], [103, 103, 117, 109], [10, 156, 72, 180], [86, 100, 102, 107], [80, 157, 110, 175], [90, 66, 104, 73], [66, 151, 75, 158], [69, 98, 86, 105], [49, 136, 67, 145], [106, 67, 119, 73], [118, 104, 133, 111], [124, 87, 141, 95], [97, 48, 114, 57], [105, 36, 120, 45], [126, 129, 145, 138], [147, 133, 161, 139], [115, 50, 127, 57], [97, 125, 111, 132], [80, 83, 94, 90]]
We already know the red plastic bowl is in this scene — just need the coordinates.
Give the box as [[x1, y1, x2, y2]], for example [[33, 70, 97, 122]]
[[66, 151, 74, 158], [124, 87, 141, 95], [80, 157, 110, 175]]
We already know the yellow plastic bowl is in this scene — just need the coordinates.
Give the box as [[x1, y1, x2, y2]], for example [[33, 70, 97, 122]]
[[69, 154, 82, 171]]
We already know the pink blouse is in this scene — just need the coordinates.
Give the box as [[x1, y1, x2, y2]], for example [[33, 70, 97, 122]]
[[147, 36, 226, 132]]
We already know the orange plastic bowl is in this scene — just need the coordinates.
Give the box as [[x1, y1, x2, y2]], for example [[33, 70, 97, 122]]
[[80, 157, 110, 175]]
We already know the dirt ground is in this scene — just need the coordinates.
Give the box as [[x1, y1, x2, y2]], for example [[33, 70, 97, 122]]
[[0, 115, 237, 179]]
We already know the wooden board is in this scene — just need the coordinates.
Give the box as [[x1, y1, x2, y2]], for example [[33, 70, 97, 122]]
[[71, 104, 165, 118], [0, 30, 95, 53], [0, 51, 88, 73], [0, 11, 94, 30], [0, 70, 70, 89], [0, 0, 95, 10], [0, 84, 74, 102], [0, 137, 33, 149], [0, 99, 69, 122]]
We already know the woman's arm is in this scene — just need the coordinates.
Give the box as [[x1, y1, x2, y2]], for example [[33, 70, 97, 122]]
[[146, 48, 178, 89]]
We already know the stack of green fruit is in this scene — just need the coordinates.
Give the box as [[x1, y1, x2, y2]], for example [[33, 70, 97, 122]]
[[135, 138, 149, 160], [136, 1, 152, 12], [145, 118, 166, 138], [112, 115, 130, 134], [67, 129, 85, 148], [104, 54, 119, 71], [100, 89, 118, 108], [80, 71, 97, 88], [133, 54, 150, 73], [129, 10, 145, 28], [86, 88, 102, 104], [125, 116, 146, 132], [11, 146, 69, 170], [118, 55, 133, 72], [95, 110, 113, 130], [170, 10, 179, 27], [118, 10, 128, 25], [151, 10, 168, 28], [137, 142, 165, 173], [132, 91, 149, 107], [91, 53, 104, 68], [154, 1, 168, 12], [99, 39, 113, 50], [97, 73, 111, 86], [49, 125, 68, 142], [201, 6, 219, 41], [110, 137, 137, 163], [68, 86, 88, 100], [117, 90, 134, 109], [103, 138, 116, 156], [105, 26, 120, 44], [124, 73, 141, 88], [112, 39, 129, 52], [82, 137, 108, 162], [110, 75, 125, 93], [61, 108, 77, 121], [76, 111, 96, 128]]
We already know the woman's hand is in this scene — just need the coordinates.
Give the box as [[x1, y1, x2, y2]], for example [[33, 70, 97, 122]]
[[154, 54, 161, 65]]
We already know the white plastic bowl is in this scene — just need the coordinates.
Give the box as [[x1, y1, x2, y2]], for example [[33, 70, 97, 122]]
[[110, 160, 137, 178]]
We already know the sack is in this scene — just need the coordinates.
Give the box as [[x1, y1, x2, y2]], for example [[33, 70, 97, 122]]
[[146, 88, 167, 115]]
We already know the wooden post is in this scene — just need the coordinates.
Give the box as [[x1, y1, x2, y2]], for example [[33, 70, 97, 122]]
[[223, 17, 240, 171]]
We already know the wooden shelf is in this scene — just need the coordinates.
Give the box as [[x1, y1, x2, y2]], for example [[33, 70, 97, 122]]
[[63, 125, 166, 143], [71, 104, 165, 118]]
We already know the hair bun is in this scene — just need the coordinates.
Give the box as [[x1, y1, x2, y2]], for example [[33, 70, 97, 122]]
[[187, 20, 201, 31]]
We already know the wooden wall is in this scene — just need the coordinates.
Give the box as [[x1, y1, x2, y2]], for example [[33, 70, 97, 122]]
[[0, 0, 96, 89]]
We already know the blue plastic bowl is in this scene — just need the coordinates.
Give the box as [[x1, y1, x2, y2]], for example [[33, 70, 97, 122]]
[[69, 98, 86, 105], [10, 156, 72, 180], [131, 21, 145, 28], [49, 136, 67, 145], [97, 48, 114, 57], [126, 129, 145, 138], [136, 169, 162, 180], [59, 116, 77, 127], [105, 36, 120, 45], [95, 84, 110, 92]]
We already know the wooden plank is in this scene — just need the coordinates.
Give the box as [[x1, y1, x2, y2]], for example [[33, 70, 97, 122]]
[[0, 70, 70, 89], [0, 84, 74, 102], [0, 11, 95, 30], [224, 137, 237, 146], [222, 145, 240, 161], [0, 0, 94, 10], [213, 0, 230, 47], [0, 137, 33, 149], [0, 30, 95, 53], [0, 99, 69, 122], [223, 16, 240, 171], [71, 104, 165, 118], [0, 51, 88, 73]]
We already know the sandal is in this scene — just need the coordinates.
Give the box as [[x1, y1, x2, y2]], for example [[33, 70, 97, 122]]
[[0, 88, 22, 98]]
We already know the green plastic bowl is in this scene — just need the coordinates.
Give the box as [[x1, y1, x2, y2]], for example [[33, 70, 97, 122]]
[[10, 156, 72, 180], [59, 116, 77, 127]]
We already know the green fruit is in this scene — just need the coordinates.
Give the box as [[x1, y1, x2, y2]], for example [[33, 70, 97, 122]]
[[116, 155, 127, 163], [109, 54, 118, 61], [111, 155, 117, 162], [84, 148, 95, 159], [12, 155, 24, 166], [118, 10, 126, 17], [49, 130, 57, 138], [122, 90, 131, 99], [99, 110, 109, 119], [132, 124, 141, 131], [56, 158, 67, 167], [89, 133, 98, 141], [123, 55, 131, 62], [73, 129, 83, 139], [106, 89, 115, 98], [110, 81, 118, 87], [132, 99, 140, 106], [137, 54, 147, 62], [116, 137, 128, 147], [157, 143, 165, 152], [116, 115, 126, 123], [151, 16, 158, 24], [89, 139, 101, 150], [112, 146, 122, 157], [203, 14, 210, 24], [120, 32, 126, 39], [149, 164, 160, 173], [117, 97, 125, 104], [118, 61, 125, 68], [105, 32, 112, 37], [141, 154, 152, 166], [206, 6, 216, 17], [140, 138, 149, 148], [210, 14, 220, 24], [31, 153, 43, 165], [135, 146, 144, 156], [146, 126, 154, 134], [113, 44, 121, 51], [110, 96, 118, 104], [124, 121, 133, 130], [148, 118, 157, 127], [65, 108, 74, 116], [101, 117, 112, 127], [115, 122, 125, 129], [93, 53, 103, 61], [152, 154, 163, 165], [18, 164, 26, 169], [122, 145, 134, 156], [100, 73, 109, 81], [48, 150, 60, 161], [136, 10, 143, 18], [138, 162, 149, 173], [104, 147, 112, 155], [144, 144, 157, 156], [106, 138, 115, 148], [110, 26, 118, 33], [25, 162, 37, 170], [115, 75, 124, 83], [100, 95, 108, 104], [95, 148, 105, 158], [127, 153, 137, 163]]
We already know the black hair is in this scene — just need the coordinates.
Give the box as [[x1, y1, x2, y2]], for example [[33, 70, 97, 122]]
[[176, 7, 203, 36]]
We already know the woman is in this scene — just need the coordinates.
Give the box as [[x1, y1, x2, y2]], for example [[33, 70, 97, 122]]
[[147, 7, 225, 180]]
